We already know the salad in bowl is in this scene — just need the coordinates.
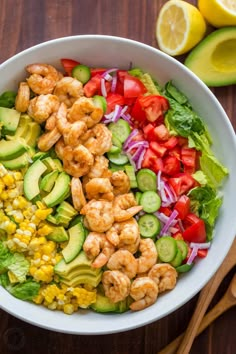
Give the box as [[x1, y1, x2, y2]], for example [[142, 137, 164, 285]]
[[0, 35, 235, 334]]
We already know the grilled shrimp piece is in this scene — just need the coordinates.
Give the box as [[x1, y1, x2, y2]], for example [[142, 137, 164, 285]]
[[26, 63, 62, 94], [102, 270, 131, 303], [53, 76, 84, 107], [28, 94, 60, 124], [15, 82, 30, 112], [83, 123, 112, 156], [37, 127, 61, 151], [85, 177, 114, 201], [83, 232, 115, 268], [106, 217, 140, 254], [107, 250, 138, 279], [110, 170, 130, 196], [62, 144, 94, 178], [68, 96, 103, 127], [113, 193, 143, 222], [80, 199, 114, 233], [129, 277, 158, 311], [87, 156, 111, 179], [137, 238, 158, 274], [71, 177, 86, 211], [148, 263, 178, 293]]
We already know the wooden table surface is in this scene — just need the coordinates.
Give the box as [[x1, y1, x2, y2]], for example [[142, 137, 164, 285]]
[[0, 0, 235, 353]]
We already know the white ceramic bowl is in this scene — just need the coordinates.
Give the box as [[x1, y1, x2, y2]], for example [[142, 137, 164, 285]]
[[1, 35, 236, 335]]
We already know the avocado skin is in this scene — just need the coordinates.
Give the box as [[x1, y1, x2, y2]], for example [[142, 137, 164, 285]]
[[185, 27, 236, 87]]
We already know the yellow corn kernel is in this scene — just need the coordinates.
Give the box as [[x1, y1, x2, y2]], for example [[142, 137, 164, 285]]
[[2, 174, 15, 187], [63, 304, 75, 315], [29, 265, 38, 276], [0, 191, 8, 200], [35, 208, 53, 220], [33, 294, 44, 305], [72, 287, 96, 308], [37, 225, 53, 236], [8, 271, 19, 283], [5, 222, 17, 235], [42, 241, 56, 255], [13, 171, 23, 181], [42, 284, 61, 303]]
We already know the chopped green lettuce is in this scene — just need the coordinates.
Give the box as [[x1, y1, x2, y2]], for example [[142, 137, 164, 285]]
[[165, 81, 188, 105], [8, 253, 29, 283], [0, 242, 14, 273], [0, 91, 16, 108], [128, 67, 144, 77], [200, 153, 229, 189], [140, 73, 161, 95]]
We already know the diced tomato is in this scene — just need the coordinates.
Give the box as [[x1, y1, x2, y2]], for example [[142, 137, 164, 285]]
[[168, 145, 181, 160], [197, 249, 208, 258], [143, 123, 156, 141], [168, 173, 195, 196], [138, 95, 169, 122], [172, 232, 184, 241], [117, 70, 127, 83], [90, 68, 107, 77], [174, 195, 190, 220], [141, 148, 156, 169], [184, 213, 200, 226], [131, 97, 147, 123], [163, 156, 181, 176], [106, 93, 125, 112], [152, 157, 164, 174], [183, 214, 206, 243], [159, 206, 172, 217], [60, 58, 80, 76], [153, 124, 170, 141], [178, 137, 189, 146], [124, 74, 147, 98], [149, 141, 167, 157], [181, 147, 197, 168], [162, 136, 179, 149], [83, 74, 101, 97]]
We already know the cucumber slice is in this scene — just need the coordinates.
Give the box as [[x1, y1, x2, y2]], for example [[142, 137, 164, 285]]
[[93, 95, 107, 113], [71, 64, 91, 84], [109, 162, 126, 171], [111, 132, 123, 149], [176, 263, 194, 273], [108, 119, 131, 143], [136, 168, 157, 192], [109, 145, 121, 154], [170, 248, 183, 267], [135, 191, 142, 204], [176, 240, 188, 260], [140, 191, 161, 213], [124, 165, 137, 188], [138, 214, 161, 238], [156, 236, 177, 262], [107, 151, 129, 165]]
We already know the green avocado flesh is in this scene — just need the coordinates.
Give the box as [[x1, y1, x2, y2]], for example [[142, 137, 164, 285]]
[[185, 27, 236, 87]]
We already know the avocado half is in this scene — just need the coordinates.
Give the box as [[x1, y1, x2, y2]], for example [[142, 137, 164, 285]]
[[185, 27, 236, 87]]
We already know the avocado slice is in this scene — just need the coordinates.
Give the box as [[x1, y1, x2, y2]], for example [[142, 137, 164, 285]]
[[42, 157, 63, 172], [0, 139, 28, 160], [91, 293, 130, 313], [42, 172, 71, 207], [54, 251, 98, 276], [185, 27, 236, 87], [1, 150, 34, 170], [32, 151, 50, 162], [0, 107, 21, 136], [23, 159, 47, 200], [40, 170, 59, 193], [62, 222, 85, 263], [56, 201, 77, 218], [46, 225, 69, 242], [23, 122, 41, 147], [60, 273, 102, 288]]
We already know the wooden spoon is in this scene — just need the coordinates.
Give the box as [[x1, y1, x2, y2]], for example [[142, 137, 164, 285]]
[[158, 272, 236, 354], [158, 237, 236, 354]]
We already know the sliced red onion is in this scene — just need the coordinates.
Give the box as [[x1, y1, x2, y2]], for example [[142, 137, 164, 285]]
[[104, 73, 113, 81], [159, 182, 168, 203], [136, 147, 147, 170], [123, 129, 139, 150], [155, 212, 169, 224], [101, 78, 107, 97], [126, 152, 137, 171], [112, 104, 123, 123], [164, 182, 177, 203], [125, 140, 149, 154], [187, 245, 198, 265], [169, 226, 179, 234], [160, 209, 179, 236], [157, 170, 162, 191], [111, 72, 117, 93], [190, 242, 211, 249], [121, 113, 133, 126], [102, 68, 118, 78], [178, 219, 185, 233]]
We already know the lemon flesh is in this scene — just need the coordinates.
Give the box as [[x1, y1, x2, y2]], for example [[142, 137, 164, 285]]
[[185, 27, 236, 86], [198, 0, 236, 27], [156, 0, 206, 56]]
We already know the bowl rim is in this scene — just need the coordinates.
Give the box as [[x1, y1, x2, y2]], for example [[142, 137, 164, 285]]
[[0, 34, 236, 335]]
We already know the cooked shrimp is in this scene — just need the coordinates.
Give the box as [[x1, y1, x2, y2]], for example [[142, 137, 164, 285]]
[[45, 113, 57, 131], [54, 76, 84, 107], [137, 238, 158, 274], [87, 155, 111, 179], [129, 277, 158, 311], [15, 82, 30, 112], [85, 177, 114, 201], [83, 232, 115, 268], [102, 270, 131, 303], [68, 96, 103, 127], [113, 193, 143, 222], [28, 94, 60, 124], [71, 177, 86, 211], [148, 263, 178, 293], [80, 200, 114, 233], [37, 127, 61, 151], [55, 137, 66, 160], [83, 123, 112, 155], [110, 170, 130, 196], [26, 63, 61, 94], [63, 144, 94, 177], [106, 217, 140, 252], [107, 250, 138, 279]]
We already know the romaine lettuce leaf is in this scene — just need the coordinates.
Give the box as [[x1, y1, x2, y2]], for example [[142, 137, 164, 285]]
[[200, 153, 229, 189], [7, 280, 40, 301], [0, 242, 14, 273], [8, 253, 29, 283]]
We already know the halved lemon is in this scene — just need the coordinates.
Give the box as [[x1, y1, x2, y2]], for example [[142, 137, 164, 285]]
[[156, 0, 207, 56], [198, 0, 236, 27]]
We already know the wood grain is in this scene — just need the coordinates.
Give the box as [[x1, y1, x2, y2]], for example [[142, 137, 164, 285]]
[[0, 1, 235, 353]]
